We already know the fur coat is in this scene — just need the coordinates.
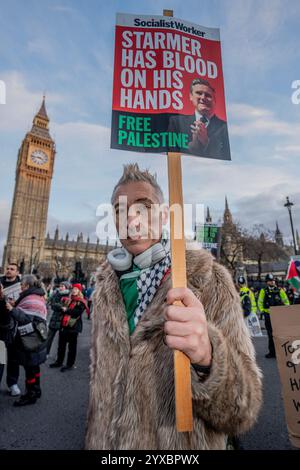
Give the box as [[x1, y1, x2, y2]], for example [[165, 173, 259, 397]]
[[85, 249, 262, 450]]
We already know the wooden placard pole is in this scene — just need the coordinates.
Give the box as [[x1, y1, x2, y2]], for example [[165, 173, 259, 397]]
[[164, 10, 193, 432]]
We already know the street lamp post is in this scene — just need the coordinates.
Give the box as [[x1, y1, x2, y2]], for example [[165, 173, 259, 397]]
[[29, 236, 36, 273], [284, 197, 298, 255]]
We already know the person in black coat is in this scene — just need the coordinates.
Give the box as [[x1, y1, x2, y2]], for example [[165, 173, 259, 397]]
[[49, 283, 88, 372], [5, 274, 48, 406], [168, 78, 230, 160], [0, 288, 17, 386], [0, 263, 21, 395], [47, 282, 70, 355]]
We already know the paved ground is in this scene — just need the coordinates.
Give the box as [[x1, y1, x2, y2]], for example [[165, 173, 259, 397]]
[[240, 336, 294, 450], [0, 316, 91, 450], [0, 317, 297, 450]]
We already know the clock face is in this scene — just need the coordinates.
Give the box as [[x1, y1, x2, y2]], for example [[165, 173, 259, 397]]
[[30, 149, 48, 166]]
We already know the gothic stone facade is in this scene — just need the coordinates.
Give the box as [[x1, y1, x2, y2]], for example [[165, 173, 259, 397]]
[[40, 230, 111, 279]]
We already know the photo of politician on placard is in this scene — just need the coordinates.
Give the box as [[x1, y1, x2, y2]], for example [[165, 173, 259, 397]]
[[111, 13, 231, 161], [168, 78, 230, 160]]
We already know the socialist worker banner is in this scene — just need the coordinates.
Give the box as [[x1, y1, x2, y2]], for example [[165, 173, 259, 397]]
[[111, 13, 231, 161]]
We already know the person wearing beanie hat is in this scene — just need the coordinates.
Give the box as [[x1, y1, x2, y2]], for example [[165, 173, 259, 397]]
[[49, 283, 88, 371], [72, 283, 82, 292]]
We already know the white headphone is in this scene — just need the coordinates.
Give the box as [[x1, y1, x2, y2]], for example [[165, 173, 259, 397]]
[[107, 239, 170, 272]]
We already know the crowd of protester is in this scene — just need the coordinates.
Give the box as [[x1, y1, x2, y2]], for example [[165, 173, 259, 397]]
[[236, 273, 299, 359], [0, 263, 93, 406], [1, 258, 299, 407], [246, 277, 299, 305]]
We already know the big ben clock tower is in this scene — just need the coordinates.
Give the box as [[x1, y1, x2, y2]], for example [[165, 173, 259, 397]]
[[3, 97, 56, 271]]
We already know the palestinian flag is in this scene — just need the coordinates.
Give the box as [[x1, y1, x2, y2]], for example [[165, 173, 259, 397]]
[[286, 259, 300, 291]]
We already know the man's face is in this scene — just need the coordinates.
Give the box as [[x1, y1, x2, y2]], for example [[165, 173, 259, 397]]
[[189, 84, 216, 118], [267, 280, 276, 287], [5, 264, 18, 280], [113, 181, 168, 256]]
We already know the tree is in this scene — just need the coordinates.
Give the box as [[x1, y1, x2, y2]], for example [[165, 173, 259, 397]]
[[220, 222, 246, 275], [244, 224, 287, 279]]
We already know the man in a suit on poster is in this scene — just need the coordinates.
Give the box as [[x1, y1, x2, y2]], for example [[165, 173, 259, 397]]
[[168, 78, 230, 160]]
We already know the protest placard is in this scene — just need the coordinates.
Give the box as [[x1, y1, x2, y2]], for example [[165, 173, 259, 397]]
[[0, 340, 6, 365], [111, 13, 230, 160], [196, 223, 220, 250], [245, 313, 263, 338], [3, 282, 21, 302], [270, 305, 300, 448]]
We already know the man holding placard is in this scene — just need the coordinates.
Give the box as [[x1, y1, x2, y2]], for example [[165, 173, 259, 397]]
[[87, 12, 262, 449], [85, 164, 262, 450]]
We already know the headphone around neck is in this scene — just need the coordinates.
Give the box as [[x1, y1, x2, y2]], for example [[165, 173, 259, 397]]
[[107, 239, 170, 272]]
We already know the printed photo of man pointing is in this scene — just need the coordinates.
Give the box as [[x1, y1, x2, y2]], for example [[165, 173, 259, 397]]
[[168, 78, 231, 160]]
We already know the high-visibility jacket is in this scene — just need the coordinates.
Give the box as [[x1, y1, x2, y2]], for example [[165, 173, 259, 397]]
[[239, 287, 257, 316], [258, 286, 289, 314]]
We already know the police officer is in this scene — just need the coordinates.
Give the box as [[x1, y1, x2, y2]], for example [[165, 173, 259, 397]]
[[237, 276, 257, 317], [258, 274, 289, 358]]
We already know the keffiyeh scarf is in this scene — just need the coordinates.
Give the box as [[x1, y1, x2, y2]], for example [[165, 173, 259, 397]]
[[118, 241, 171, 334]]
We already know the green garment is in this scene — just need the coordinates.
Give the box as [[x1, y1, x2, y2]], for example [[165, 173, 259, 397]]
[[240, 287, 257, 315], [119, 267, 141, 335], [258, 287, 289, 314]]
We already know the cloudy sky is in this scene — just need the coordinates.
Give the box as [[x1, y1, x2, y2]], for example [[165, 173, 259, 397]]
[[0, 0, 300, 260]]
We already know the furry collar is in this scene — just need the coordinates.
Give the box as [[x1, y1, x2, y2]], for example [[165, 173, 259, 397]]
[[94, 249, 214, 349]]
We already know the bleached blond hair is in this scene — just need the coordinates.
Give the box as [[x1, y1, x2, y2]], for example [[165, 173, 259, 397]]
[[111, 163, 164, 205]]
